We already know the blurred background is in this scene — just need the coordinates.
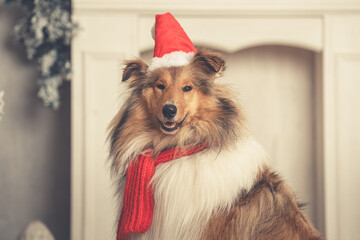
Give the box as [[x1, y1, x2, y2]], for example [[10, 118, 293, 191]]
[[0, 2, 71, 240], [1, 0, 360, 240]]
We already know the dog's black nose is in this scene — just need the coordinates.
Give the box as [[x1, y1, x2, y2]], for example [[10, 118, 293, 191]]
[[162, 104, 177, 119]]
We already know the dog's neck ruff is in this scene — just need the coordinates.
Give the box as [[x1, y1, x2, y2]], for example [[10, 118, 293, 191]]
[[117, 144, 208, 240]]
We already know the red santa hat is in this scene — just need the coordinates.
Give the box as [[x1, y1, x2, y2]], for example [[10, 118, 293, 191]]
[[149, 12, 197, 71]]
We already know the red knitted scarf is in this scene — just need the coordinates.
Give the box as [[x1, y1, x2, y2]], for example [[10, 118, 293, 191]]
[[116, 144, 208, 240]]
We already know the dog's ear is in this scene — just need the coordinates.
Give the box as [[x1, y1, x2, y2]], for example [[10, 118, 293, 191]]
[[122, 59, 148, 82], [192, 51, 225, 78]]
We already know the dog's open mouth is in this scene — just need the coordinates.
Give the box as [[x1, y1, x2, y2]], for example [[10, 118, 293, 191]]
[[158, 115, 187, 133]]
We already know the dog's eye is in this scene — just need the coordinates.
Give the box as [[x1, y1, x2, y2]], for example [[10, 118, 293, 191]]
[[157, 84, 165, 90], [183, 86, 192, 92]]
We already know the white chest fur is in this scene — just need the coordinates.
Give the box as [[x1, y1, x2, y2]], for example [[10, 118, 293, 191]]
[[130, 137, 268, 240]]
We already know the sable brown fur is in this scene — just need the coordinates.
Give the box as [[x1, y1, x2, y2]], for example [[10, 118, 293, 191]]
[[200, 168, 324, 240]]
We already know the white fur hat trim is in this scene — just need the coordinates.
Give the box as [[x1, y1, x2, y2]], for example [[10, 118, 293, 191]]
[[148, 51, 195, 71]]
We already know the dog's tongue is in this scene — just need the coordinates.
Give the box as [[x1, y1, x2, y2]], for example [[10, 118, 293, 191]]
[[164, 122, 176, 128]]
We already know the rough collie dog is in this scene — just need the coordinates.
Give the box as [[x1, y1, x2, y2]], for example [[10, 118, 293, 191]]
[[108, 48, 323, 240]]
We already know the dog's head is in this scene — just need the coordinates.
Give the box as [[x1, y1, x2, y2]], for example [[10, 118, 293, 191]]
[[122, 50, 226, 135], [109, 49, 243, 173]]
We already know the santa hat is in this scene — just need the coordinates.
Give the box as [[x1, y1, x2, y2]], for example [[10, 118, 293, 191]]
[[149, 12, 197, 71]]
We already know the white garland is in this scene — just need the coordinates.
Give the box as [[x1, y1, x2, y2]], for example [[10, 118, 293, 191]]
[[4, 0, 76, 111]]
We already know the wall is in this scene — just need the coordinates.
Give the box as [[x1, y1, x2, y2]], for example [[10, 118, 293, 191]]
[[0, 6, 70, 240]]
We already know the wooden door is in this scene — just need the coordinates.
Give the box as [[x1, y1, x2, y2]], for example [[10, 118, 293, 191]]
[[72, 5, 360, 239]]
